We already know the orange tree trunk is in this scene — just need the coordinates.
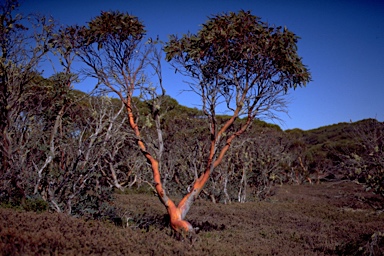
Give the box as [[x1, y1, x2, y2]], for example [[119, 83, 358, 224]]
[[124, 94, 251, 232]]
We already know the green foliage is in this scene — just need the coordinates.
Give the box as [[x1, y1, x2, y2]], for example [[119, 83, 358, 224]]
[[122, 184, 155, 195], [54, 11, 145, 55], [87, 11, 145, 45], [165, 10, 311, 89], [23, 196, 49, 213], [0, 195, 48, 213], [71, 184, 114, 220]]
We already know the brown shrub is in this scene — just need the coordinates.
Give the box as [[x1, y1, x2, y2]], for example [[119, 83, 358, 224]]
[[0, 181, 383, 255]]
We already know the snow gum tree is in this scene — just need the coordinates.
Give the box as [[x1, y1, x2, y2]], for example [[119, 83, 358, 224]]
[[164, 10, 311, 232], [71, 10, 310, 234]]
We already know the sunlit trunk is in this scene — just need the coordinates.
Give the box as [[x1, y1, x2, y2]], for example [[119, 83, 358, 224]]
[[123, 88, 252, 233]]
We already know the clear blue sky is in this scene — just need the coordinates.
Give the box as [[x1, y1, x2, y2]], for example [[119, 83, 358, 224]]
[[19, 0, 384, 130]]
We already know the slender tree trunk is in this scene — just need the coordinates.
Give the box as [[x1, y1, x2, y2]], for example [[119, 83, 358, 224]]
[[238, 167, 247, 203], [223, 168, 231, 204], [0, 78, 10, 174]]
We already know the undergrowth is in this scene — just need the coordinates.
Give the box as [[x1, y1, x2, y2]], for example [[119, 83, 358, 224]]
[[0, 181, 383, 255]]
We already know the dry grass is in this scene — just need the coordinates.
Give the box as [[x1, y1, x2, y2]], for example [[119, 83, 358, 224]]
[[1, 181, 383, 255]]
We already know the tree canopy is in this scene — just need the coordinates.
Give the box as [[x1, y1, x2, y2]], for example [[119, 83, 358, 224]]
[[165, 10, 311, 119]]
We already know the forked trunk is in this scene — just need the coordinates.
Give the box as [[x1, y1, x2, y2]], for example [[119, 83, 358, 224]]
[[124, 94, 251, 233], [167, 202, 193, 232]]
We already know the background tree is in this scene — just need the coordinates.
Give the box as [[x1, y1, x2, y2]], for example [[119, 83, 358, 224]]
[[0, 0, 55, 205], [338, 119, 384, 201], [208, 121, 295, 203], [0, 1, 128, 217]]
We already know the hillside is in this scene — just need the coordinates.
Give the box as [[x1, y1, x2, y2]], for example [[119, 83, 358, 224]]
[[284, 119, 383, 183]]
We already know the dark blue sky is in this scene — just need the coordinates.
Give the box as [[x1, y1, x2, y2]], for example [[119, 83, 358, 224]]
[[20, 0, 384, 130]]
